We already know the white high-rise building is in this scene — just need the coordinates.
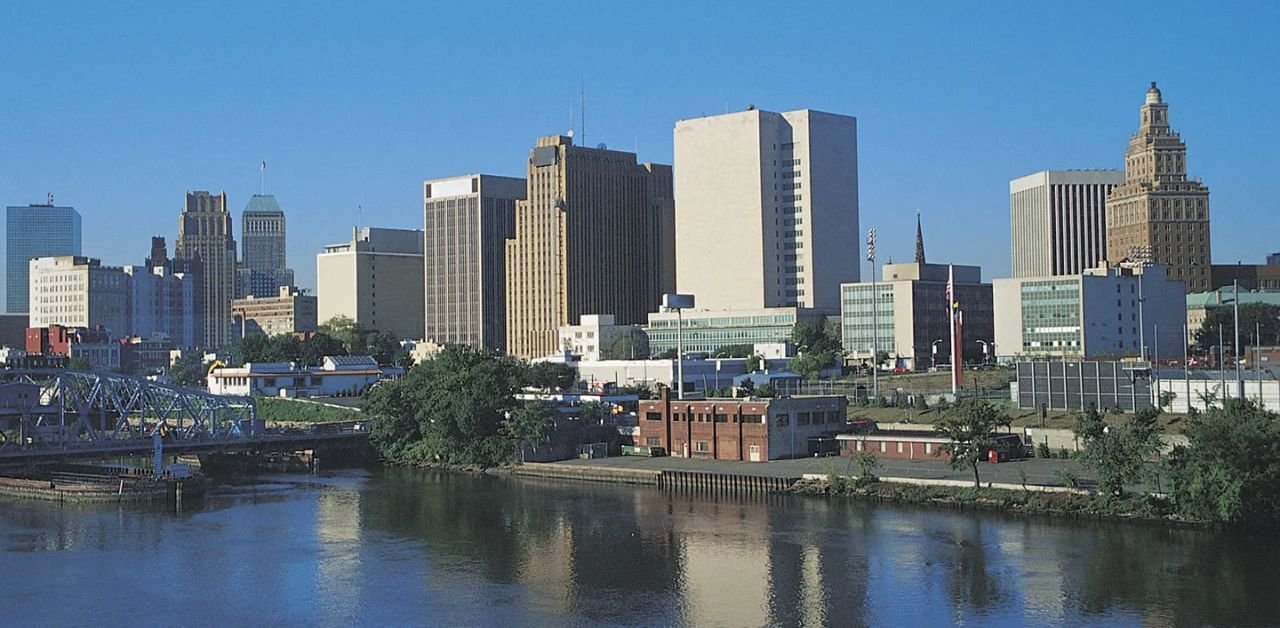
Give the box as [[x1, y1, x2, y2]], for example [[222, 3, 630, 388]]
[[28, 256, 129, 337], [673, 108, 859, 313], [1010, 170, 1124, 278]]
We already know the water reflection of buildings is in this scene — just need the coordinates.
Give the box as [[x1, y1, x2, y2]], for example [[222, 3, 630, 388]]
[[316, 484, 363, 622]]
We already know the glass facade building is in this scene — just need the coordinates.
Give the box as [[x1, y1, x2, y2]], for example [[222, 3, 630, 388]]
[[1018, 279, 1082, 355], [645, 307, 824, 355], [6, 204, 82, 313]]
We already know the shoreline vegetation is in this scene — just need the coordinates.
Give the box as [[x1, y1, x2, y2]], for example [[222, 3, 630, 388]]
[[790, 476, 1201, 526]]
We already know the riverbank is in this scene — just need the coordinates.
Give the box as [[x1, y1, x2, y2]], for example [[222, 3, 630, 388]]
[[504, 456, 1208, 526]]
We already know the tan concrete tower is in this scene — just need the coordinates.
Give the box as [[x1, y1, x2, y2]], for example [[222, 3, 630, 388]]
[[1106, 82, 1212, 292], [504, 135, 672, 359]]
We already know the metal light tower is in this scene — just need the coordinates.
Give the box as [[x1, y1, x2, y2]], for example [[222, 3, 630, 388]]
[[866, 228, 878, 402], [663, 294, 695, 400], [1127, 245, 1152, 362], [1234, 280, 1244, 400]]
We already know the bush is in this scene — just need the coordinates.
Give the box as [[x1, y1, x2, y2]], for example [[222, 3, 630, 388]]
[[1035, 442, 1051, 459], [1058, 447, 1072, 459]]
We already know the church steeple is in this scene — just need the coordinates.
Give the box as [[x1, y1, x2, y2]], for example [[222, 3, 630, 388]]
[[914, 210, 926, 264]]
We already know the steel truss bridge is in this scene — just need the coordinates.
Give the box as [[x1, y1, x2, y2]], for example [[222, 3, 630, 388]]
[[0, 369, 366, 466]]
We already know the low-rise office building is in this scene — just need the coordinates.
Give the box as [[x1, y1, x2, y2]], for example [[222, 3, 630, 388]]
[[232, 286, 318, 337], [26, 324, 120, 371], [840, 262, 994, 369], [557, 314, 645, 361], [1185, 288, 1280, 343], [994, 262, 1184, 360], [207, 355, 402, 398], [644, 307, 824, 356], [638, 388, 847, 461], [542, 353, 754, 395]]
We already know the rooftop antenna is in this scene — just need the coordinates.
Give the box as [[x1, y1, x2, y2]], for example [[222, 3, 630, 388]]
[[580, 81, 586, 146], [46, 192, 53, 205], [357, 204, 363, 231], [568, 101, 575, 139], [260, 160, 267, 195]]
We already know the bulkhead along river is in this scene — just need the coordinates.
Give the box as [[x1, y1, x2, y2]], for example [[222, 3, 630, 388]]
[[1, 468, 1277, 626]]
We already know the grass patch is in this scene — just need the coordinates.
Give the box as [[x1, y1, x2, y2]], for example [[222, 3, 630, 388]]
[[255, 397, 363, 423]]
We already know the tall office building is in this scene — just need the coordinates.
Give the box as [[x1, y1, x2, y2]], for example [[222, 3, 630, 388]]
[[673, 108, 860, 313], [422, 174, 525, 351], [1106, 82, 1212, 292], [238, 194, 294, 298], [175, 191, 237, 349], [316, 227, 425, 340], [6, 201, 82, 313], [505, 135, 672, 359], [1010, 170, 1124, 277]]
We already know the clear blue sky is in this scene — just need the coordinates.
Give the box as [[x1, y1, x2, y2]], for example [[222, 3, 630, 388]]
[[2, 2, 1277, 295]]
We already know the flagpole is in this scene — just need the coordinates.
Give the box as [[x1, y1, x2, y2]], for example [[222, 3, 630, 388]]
[[949, 264, 958, 397]]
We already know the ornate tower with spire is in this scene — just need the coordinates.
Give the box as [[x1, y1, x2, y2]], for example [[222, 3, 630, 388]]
[[1105, 82, 1211, 291], [914, 210, 926, 264]]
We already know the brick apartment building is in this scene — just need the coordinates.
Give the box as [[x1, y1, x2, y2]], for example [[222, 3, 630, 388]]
[[638, 388, 847, 461]]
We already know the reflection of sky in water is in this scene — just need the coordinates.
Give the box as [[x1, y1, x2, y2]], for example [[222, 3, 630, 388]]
[[0, 470, 1274, 626]]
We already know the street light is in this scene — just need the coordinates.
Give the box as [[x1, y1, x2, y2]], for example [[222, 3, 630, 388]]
[[976, 340, 992, 366], [931, 338, 944, 370], [662, 294, 695, 400]]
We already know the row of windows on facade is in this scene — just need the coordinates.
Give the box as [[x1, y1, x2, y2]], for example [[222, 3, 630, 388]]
[[646, 409, 841, 426]]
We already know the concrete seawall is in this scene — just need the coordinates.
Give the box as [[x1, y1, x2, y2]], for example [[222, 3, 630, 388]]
[[513, 462, 660, 486]]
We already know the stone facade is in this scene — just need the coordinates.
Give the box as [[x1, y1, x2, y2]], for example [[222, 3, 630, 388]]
[[1105, 83, 1212, 292]]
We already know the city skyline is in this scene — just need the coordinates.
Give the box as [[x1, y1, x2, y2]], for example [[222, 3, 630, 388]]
[[2, 4, 1278, 295]]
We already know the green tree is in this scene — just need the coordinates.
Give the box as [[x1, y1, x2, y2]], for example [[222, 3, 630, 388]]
[[366, 330, 403, 366], [364, 345, 528, 466], [299, 333, 346, 366], [230, 333, 269, 365], [67, 356, 91, 371], [505, 399, 556, 462], [935, 399, 1006, 487], [262, 334, 302, 363], [1193, 302, 1280, 355], [790, 319, 842, 379], [319, 315, 367, 355], [1074, 407, 1163, 499], [601, 330, 651, 360], [577, 401, 607, 425], [746, 353, 762, 373], [527, 361, 577, 391], [169, 351, 207, 388], [1166, 399, 1280, 524]]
